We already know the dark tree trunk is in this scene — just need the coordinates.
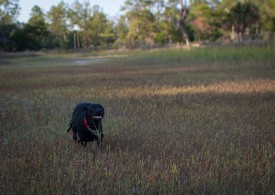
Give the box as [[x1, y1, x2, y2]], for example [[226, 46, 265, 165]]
[[178, 0, 190, 46]]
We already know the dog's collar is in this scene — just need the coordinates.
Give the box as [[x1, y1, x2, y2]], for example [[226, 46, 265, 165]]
[[83, 116, 90, 129], [84, 116, 98, 136]]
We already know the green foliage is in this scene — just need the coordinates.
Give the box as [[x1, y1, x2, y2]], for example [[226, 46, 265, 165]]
[[224, 1, 260, 41], [114, 16, 129, 47], [67, 2, 115, 49], [189, 3, 212, 41], [0, 0, 275, 51], [47, 1, 69, 49], [89, 5, 115, 48], [0, 0, 20, 51], [0, 23, 18, 51], [126, 9, 155, 47], [68, 0, 93, 48], [10, 6, 51, 51], [261, 0, 275, 32], [11, 23, 52, 51], [0, 0, 20, 24]]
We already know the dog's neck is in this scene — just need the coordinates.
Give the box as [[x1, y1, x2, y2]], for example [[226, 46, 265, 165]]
[[84, 115, 100, 129]]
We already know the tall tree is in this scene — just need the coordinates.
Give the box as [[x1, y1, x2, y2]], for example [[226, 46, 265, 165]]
[[26, 5, 50, 50], [47, 1, 68, 48], [114, 15, 129, 47], [224, 1, 260, 42], [189, 1, 223, 42], [166, 0, 192, 45], [68, 0, 93, 48], [178, 0, 191, 46], [0, 0, 20, 51], [189, 3, 211, 42], [0, 0, 20, 24], [89, 5, 115, 48], [155, 3, 183, 44], [121, 0, 156, 47], [261, 0, 275, 33]]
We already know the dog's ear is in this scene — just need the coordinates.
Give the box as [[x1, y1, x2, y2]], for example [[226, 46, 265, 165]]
[[97, 104, 104, 110], [98, 104, 104, 117]]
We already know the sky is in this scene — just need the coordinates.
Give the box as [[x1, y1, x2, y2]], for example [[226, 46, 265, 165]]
[[17, 0, 126, 23]]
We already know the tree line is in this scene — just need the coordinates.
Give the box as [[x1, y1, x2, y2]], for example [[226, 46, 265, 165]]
[[0, 0, 274, 51]]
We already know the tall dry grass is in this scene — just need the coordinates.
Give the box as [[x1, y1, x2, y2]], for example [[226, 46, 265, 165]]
[[0, 46, 274, 194]]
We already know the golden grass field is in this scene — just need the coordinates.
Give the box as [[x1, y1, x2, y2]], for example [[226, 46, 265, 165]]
[[0, 46, 274, 194]]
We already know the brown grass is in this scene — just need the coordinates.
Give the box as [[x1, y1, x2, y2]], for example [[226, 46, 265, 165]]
[[0, 47, 274, 194]]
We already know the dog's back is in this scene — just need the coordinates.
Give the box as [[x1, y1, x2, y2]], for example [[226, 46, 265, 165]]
[[66, 102, 91, 132], [72, 102, 94, 117]]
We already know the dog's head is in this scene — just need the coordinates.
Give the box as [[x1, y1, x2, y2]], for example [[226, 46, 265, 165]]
[[86, 104, 104, 121]]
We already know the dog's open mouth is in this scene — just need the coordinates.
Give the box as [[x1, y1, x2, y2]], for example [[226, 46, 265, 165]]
[[92, 116, 102, 119]]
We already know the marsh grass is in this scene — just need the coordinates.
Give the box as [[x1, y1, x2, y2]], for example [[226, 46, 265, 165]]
[[0, 46, 274, 194]]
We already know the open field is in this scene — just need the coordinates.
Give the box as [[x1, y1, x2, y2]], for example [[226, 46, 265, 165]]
[[0, 46, 274, 194]]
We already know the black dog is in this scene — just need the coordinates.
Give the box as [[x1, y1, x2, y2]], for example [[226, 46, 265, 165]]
[[66, 102, 104, 148]]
